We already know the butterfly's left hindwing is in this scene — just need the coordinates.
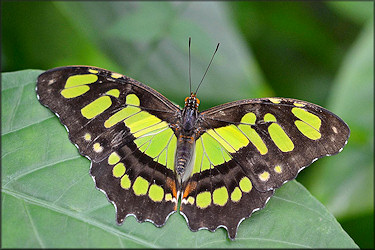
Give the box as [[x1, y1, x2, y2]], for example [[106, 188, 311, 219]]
[[37, 66, 180, 226]]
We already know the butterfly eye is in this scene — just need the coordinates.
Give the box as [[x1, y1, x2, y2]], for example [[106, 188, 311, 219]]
[[196, 98, 200, 105], [185, 97, 189, 103]]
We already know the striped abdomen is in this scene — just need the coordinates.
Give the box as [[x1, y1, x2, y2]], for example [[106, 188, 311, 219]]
[[175, 134, 196, 185]]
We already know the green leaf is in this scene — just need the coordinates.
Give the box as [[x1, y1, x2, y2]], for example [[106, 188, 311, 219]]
[[1, 70, 357, 248], [307, 20, 374, 218], [107, 2, 176, 43]]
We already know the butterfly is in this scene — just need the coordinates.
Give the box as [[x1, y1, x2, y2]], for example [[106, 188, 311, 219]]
[[36, 44, 349, 240]]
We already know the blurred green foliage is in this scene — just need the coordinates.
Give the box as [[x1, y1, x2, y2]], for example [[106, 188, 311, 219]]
[[1, 1, 373, 248]]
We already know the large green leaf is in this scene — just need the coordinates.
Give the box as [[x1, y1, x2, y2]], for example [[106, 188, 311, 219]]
[[1, 70, 357, 248]]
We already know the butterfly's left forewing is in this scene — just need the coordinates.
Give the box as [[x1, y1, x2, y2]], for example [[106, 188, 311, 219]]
[[180, 97, 349, 239], [37, 66, 181, 226]]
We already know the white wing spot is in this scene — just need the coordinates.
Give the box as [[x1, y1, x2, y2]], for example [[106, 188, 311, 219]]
[[93, 143, 103, 153], [332, 126, 338, 133], [269, 98, 281, 104], [259, 171, 270, 181], [112, 73, 122, 79]]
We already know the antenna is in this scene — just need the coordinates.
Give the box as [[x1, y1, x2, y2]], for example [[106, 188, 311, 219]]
[[188, 37, 192, 94], [194, 42, 220, 94]]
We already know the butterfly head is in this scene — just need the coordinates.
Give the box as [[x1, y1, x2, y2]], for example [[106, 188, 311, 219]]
[[184, 93, 200, 109]]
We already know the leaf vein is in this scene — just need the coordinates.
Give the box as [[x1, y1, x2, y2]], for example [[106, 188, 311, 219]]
[[23, 200, 45, 248], [8, 85, 25, 132], [273, 195, 330, 221], [3, 155, 82, 187]]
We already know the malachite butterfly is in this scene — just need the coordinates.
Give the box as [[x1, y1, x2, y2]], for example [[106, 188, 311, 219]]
[[36, 57, 349, 239]]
